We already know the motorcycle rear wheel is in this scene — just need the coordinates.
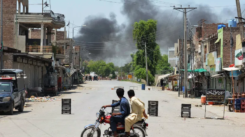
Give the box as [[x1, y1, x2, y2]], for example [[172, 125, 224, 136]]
[[81, 127, 101, 137], [131, 126, 145, 137]]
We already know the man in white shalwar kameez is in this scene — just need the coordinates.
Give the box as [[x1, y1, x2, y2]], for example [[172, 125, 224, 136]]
[[125, 90, 148, 136]]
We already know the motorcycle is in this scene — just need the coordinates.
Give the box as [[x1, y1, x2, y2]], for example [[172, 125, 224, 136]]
[[81, 108, 148, 137]]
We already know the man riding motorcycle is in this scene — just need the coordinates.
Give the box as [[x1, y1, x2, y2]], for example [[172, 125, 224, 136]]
[[102, 88, 130, 137], [125, 90, 148, 137]]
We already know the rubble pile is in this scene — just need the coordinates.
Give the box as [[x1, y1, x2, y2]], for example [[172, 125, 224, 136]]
[[25, 96, 58, 102]]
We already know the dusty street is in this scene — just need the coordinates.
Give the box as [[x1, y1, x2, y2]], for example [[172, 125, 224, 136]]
[[0, 81, 245, 137]]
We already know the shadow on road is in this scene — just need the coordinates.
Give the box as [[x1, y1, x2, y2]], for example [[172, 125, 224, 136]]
[[61, 92, 80, 95], [0, 110, 31, 116]]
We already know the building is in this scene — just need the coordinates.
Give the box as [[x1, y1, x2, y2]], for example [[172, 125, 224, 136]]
[[168, 47, 178, 68], [0, 0, 79, 90]]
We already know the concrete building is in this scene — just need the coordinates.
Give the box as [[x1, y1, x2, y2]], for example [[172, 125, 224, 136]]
[[168, 47, 178, 68], [0, 0, 77, 90]]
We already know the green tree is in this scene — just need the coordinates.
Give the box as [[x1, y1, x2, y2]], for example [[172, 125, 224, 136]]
[[156, 54, 173, 74], [133, 19, 161, 85]]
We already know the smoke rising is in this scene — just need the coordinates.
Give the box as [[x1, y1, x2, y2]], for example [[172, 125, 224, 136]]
[[75, 0, 236, 66]]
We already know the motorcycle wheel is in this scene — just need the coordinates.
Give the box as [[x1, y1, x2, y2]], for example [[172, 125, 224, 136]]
[[131, 126, 145, 137], [81, 127, 101, 137]]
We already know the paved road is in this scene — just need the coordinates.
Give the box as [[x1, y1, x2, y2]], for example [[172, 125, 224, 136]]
[[0, 80, 245, 137]]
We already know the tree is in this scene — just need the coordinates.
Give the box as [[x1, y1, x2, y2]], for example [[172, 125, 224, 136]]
[[133, 19, 161, 85], [156, 54, 173, 74]]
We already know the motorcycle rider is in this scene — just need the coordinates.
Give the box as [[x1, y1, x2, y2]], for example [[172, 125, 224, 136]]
[[102, 88, 130, 137], [125, 90, 148, 137]]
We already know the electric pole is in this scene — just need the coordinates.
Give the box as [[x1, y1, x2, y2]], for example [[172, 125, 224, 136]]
[[236, 0, 244, 41], [1, 0, 3, 71], [174, 5, 197, 98], [230, 26, 233, 64], [145, 42, 148, 86]]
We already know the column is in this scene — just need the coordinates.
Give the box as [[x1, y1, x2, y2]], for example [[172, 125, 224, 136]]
[[18, 1, 21, 14], [26, 6, 29, 13], [43, 26, 46, 46], [23, 6, 26, 14], [40, 23, 44, 52], [47, 28, 52, 46]]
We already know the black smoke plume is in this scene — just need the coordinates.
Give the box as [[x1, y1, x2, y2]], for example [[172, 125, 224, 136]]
[[75, 0, 236, 66]]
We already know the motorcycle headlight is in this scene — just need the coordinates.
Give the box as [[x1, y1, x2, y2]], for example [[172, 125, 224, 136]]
[[3, 97, 11, 102], [96, 112, 100, 118]]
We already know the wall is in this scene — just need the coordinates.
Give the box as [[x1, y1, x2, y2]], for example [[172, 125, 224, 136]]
[[18, 35, 26, 52], [0, 0, 16, 48], [29, 29, 65, 41], [222, 27, 240, 68]]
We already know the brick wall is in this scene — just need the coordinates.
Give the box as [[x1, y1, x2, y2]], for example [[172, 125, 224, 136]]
[[30, 29, 65, 41], [222, 27, 240, 68], [3, 52, 13, 69], [0, 0, 16, 48]]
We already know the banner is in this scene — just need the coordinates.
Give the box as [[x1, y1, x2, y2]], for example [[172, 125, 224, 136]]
[[215, 58, 221, 72], [207, 52, 217, 66], [235, 49, 243, 66]]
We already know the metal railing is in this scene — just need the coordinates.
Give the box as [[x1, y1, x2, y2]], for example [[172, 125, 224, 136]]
[[26, 46, 64, 54]]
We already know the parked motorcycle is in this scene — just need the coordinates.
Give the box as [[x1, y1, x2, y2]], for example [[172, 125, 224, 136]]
[[81, 108, 148, 137]]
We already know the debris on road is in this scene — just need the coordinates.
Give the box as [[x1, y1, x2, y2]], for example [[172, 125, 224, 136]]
[[25, 96, 59, 102]]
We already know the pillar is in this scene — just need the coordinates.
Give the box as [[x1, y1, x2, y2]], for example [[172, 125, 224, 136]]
[[43, 26, 46, 46], [40, 23, 44, 52], [47, 28, 52, 46], [23, 6, 26, 14], [26, 6, 29, 13], [18, 1, 21, 14]]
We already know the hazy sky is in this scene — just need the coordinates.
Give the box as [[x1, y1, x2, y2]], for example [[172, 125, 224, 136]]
[[28, 0, 245, 36], [27, 0, 245, 66]]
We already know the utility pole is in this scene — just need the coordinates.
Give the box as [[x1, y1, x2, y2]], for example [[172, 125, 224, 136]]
[[1, 0, 3, 71], [230, 26, 233, 64], [145, 42, 148, 86], [42, 0, 43, 14], [174, 5, 197, 98], [236, 0, 244, 41]]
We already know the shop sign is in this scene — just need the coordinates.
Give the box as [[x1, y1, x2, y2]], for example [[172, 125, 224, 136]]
[[207, 52, 217, 66], [23, 58, 27, 63], [235, 49, 243, 66], [215, 58, 221, 72]]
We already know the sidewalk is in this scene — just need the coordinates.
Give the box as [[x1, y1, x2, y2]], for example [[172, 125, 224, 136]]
[[163, 89, 245, 124]]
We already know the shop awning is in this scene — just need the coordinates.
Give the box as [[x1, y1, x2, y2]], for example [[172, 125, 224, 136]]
[[180, 69, 193, 72], [194, 68, 207, 72], [155, 74, 171, 87]]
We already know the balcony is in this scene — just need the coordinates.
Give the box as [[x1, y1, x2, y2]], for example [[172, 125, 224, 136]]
[[26, 45, 65, 59]]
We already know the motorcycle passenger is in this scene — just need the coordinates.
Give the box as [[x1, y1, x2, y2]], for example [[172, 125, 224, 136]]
[[102, 88, 130, 137], [125, 90, 148, 137]]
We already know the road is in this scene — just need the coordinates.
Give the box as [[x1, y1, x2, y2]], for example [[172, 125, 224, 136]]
[[0, 80, 245, 137]]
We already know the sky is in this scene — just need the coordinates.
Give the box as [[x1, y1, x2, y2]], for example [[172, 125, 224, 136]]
[[27, 0, 245, 66], [28, 0, 245, 36]]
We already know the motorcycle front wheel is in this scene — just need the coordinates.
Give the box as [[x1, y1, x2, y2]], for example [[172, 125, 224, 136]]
[[81, 127, 101, 137], [131, 126, 145, 137]]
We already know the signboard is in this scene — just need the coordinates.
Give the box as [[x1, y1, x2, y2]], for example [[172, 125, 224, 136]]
[[128, 75, 132, 79], [236, 34, 242, 50], [205, 89, 226, 120], [207, 52, 217, 66], [210, 65, 216, 76], [206, 89, 225, 102], [235, 49, 243, 66], [215, 58, 221, 72]]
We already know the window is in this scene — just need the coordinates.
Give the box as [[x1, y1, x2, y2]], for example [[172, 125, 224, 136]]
[[216, 42, 221, 57]]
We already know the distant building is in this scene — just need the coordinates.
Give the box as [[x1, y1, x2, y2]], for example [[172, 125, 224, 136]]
[[168, 47, 178, 68]]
